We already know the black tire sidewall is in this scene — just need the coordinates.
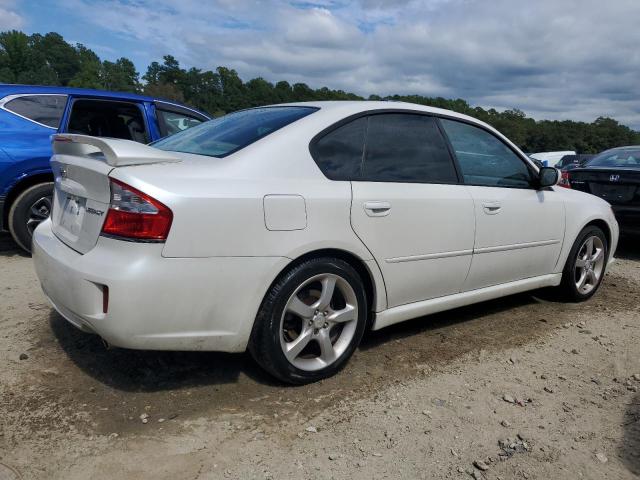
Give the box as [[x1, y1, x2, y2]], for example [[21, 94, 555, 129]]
[[561, 225, 608, 301], [8, 182, 54, 253], [251, 257, 368, 384]]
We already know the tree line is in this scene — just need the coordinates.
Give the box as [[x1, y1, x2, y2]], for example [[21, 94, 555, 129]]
[[1, 30, 638, 153]]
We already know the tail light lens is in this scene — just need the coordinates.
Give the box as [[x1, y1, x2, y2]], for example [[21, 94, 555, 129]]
[[559, 171, 571, 188], [101, 178, 172, 241]]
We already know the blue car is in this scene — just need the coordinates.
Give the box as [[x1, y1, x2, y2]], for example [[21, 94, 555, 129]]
[[0, 85, 210, 251]]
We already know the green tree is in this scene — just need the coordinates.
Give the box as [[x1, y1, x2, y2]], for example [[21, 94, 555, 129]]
[[69, 44, 102, 89], [143, 82, 185, 102], [274, 80, 293, 103], [101, 57, 139, 92], [216, 66, 246, 111], [0, 30, 29, 82], [34, 32, 80, 85], [246, 77, 277, 106]]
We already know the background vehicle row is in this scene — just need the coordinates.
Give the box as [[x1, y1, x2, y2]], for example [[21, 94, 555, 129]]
[[0, 85, 209, 251]]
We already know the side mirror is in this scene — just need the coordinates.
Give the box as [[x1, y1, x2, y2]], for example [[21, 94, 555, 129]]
[[538, 166, 560, 188]]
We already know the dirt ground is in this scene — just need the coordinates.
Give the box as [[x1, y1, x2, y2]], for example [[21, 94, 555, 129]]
[[0, 232, 639, 480]]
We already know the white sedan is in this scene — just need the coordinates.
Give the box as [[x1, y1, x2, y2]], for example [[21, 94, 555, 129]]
[[32, 101, 618, 384]]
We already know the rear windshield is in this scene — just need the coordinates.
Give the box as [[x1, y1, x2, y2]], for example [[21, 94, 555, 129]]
[[588, 149, 640, 168], [153, 106, 318, 157]]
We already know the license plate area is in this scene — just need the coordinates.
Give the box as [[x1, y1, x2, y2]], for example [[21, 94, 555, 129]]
[[58, 193, 87, 239], [590, 183, 636, 203]]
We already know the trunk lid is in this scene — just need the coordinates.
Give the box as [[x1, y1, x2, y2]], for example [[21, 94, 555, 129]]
[[49, 134, 180, 254], [568, 167, 640, 206]]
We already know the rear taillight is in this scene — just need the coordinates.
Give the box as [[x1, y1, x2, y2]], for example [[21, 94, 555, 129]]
[[101, 178, 172, 241], [559, 171, 571, 188]]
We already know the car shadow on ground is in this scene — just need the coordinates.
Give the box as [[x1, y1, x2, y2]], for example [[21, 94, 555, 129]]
[[0, 232, 27, 257], [616, 235, 640, 261], [621, 392, 640, 476], [48, 311, 281, 391], [360, 291, 539, 350], [49, 290, 543, 393]]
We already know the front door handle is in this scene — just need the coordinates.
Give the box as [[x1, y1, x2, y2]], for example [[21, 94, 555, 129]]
[[482, 201, 502, 215], [363, 201, 392, 217]]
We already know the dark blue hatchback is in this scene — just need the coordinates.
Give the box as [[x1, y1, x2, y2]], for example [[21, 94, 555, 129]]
[[0, 84, 210, 251]]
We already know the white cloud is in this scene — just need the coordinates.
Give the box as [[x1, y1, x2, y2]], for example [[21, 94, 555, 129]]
[[0, 0, 24, 30], [55, 0, 640, 126]]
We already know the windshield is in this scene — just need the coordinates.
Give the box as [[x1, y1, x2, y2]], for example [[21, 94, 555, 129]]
[[588, 148, 640, 168], [153, 106, 318, 157]]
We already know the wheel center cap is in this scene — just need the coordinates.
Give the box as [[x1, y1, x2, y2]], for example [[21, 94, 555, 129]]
[[312, 313, 325, 329]]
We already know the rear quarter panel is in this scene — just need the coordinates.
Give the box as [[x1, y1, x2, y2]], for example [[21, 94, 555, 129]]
[[110, 141, 387, 312], [112, 161, 372, 261]]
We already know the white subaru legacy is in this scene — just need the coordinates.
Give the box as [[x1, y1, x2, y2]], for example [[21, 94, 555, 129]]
[[32, 101, 618, 384]]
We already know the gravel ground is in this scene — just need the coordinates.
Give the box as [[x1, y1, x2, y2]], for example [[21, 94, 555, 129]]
[[0, 232, 639, 480]]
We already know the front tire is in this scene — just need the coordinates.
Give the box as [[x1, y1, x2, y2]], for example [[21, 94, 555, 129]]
[[8, 182, 54, 253], [249, 257, 368, 384], [557, 225, 608, 302]]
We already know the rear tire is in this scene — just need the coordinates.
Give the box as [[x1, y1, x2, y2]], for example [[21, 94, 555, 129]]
[[8, 182, 54, 253], [249, 257, 367, 384], [556, 225, 608, 302]]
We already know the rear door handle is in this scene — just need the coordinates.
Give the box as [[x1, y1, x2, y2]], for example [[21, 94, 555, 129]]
[[363, 201, 392, 217], [482, 201, 501, 215]]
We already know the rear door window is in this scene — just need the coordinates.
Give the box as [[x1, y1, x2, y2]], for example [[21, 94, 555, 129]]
[[362, 114, 458, 184], [3, 94, 67, 128], [66, 99, 149, 143]]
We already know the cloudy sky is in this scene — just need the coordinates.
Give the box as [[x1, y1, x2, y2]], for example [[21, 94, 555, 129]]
[[3, 0, 639, 127]]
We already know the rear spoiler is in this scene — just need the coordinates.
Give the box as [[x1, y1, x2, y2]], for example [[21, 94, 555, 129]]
[[51, 134, 180, 167]]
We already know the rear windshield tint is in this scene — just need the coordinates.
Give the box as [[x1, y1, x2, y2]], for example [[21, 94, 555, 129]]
[[153, 106, 318, 157]]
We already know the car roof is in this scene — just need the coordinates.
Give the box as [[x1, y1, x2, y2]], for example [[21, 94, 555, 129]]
[[271, 100, 496, 130], [606, 145, 640, 150], [0, 84, 157, 101], [0, 84, 208, 116]]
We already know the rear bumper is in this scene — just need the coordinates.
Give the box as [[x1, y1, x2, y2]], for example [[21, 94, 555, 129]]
[[32, 219, 288, 352]]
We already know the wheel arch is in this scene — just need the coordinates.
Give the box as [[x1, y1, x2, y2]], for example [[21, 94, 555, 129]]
[[2, 172, 54, 230], [584, 218, 611, 250], [264, 248, 385, 330]]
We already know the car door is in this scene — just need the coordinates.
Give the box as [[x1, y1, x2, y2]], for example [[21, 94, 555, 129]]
[[439, 118, 565, 290], [335, 112, 476, 308]]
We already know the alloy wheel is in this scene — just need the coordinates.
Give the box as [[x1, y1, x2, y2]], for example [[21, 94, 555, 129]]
[[280, 273, 359, 371], [26, 195, 52, 235], [574, 235, 605, 295]]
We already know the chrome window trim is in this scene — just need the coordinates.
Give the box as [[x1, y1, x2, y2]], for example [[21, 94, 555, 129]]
[[0, 93, 68, 130]]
